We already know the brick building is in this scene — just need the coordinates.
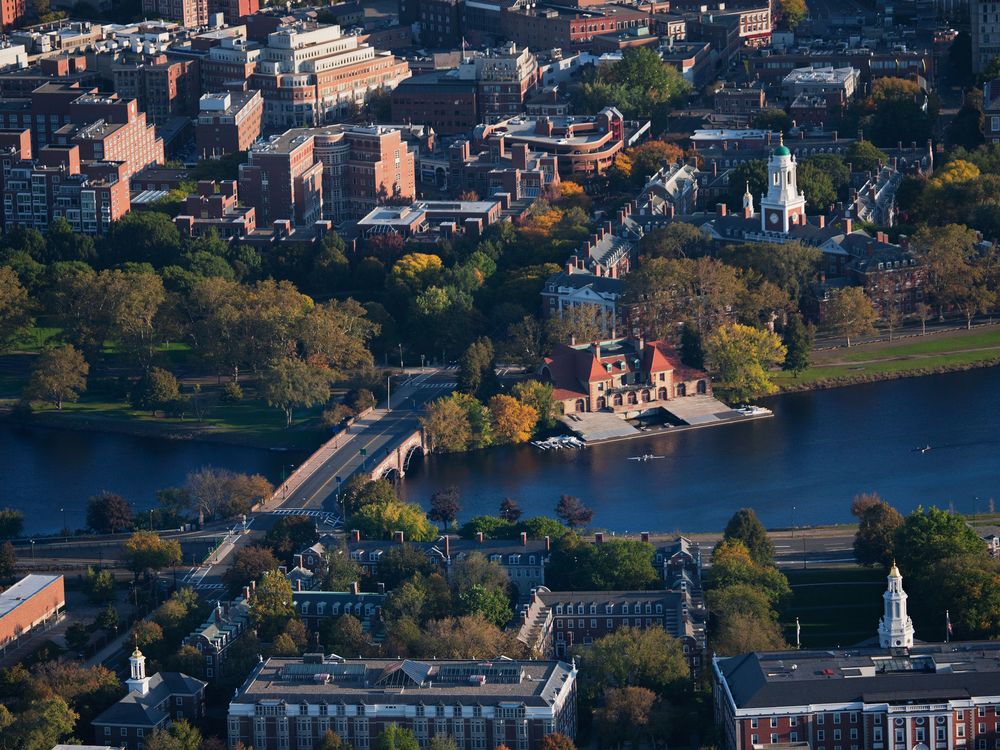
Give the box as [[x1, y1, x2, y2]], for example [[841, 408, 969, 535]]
[[112, 56, 200, 125], [356, 199, 503, 240], [984, 79, 1000, 144], [443, 138, 560, 201], [174, 179, 256, 238], [142, 0, 208, 28], [92, 649, 206, 750], [228, 655, 578, 750], [0, 0, 25, 27], [542, 336, 711, 415], [239, 125, 415, 225], [713, 566, 1000, 750], [195, 90, 263, 157], [500, 2, 649, 52], [714, 83, 767, 119], [201, 36, 260, 92], [0, 574, 64, 652], [182, 596, 251, 680], [292, 587, 385, 640], [516, 586, 707, 674], [250, 22, 410, 128], [2, 144, 130, 234]]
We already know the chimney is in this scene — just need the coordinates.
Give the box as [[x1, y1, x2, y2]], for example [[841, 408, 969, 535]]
[[899, 234, 909, 249], [476, 531, 484, 543], [604, 220, 613, 236], [294, 554, 303, 568], [243, 586, 250, 600], [640, 531, 650, 543], [250, 580, 256, 592], [393, 530, 405, 544], [351, 581, 360, 595], [712, 160, 717, 177], [565, 261, 574, 274], [818, 215, 825, 228], [595, 532, 604, 544], [296, 579, 302, 591], [832, 130, 838, 142], [843, 218, 852, 234], [444, 534, 451, 559], [377, 582, 385, 594], [717, 203, 727, 217], [592, 341, 601, 359], [520, 531, 527, 546], [351, 529, 361, 543]]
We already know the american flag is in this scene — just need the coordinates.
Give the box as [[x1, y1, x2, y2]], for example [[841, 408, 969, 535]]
[[946, 610, 953, 641]]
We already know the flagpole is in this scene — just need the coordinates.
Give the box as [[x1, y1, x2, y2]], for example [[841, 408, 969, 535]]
[[946, 610, 951, 643], [796, 617, 801, 649]]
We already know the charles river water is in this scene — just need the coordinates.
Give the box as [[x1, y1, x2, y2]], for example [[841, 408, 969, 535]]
[[3, 366, 999, 535]]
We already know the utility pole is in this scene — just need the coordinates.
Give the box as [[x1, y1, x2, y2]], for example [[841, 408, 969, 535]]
[[387, 375, 391, 412]]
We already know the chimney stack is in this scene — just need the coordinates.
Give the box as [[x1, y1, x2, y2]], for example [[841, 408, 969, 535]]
[[476, 531, 484, 543], [640, 531, 650, 543], [296, 579, 302, 591], [351, 581, 360, 595], [520, 531, 527, 546], [377, 582, 385, 594], [351, 529, 361, 543], [393, 530, 405, 544], [717, 203, 727, 217], [595, 532, 604, 544], [545, 535, 551, 552]]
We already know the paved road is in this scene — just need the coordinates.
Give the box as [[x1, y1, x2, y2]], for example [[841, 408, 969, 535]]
[[277, 369, 460, 512]]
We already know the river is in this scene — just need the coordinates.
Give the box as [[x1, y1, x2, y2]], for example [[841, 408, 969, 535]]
[[2, 367, 999, 535]]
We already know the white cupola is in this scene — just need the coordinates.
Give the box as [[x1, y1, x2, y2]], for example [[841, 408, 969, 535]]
[[126, 646, 151, 696], [877, 561, 914, 649]]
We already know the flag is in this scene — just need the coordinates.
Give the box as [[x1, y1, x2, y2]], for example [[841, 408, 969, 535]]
[[946, 610, 953, 641]]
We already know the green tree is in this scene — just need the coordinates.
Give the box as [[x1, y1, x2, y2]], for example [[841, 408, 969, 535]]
[[131, 620, 164, 650], [83, 566, 116, 603], [2, 697, 77, 750], [262, 358, 332, 427], [556, 495, 593, 528], [639, 223, 713, 260], [422, 396, 473, 453], [318, 730, 350, 750], [0, 266, 33, 348], [377, 724, 421, 750], [108, 211, 182, 266], [265, 515, 319, 561], [511, 380, 557, 430], [852, 495, 903, 567], [723, 508, 774, 567], [458, 336, 498, 399], [781, 314, 813, 376], [145, 719, 202, 750], [377, 544, 435, 589], [96, 603, 119, 633], [948, 87, 986, 150], [778, 0, 807, 27], [458, 584, 512, 627], [845, 141, 889, 172], [705, 323, 787, 402], [894, 506, 987, 575], [24, 345, 88, 410], [0, 508, 25, 539], [65, 621, 90, 653], [579, 626, 689, 695], [353, 500, 437, 541], [753, 108, 792, 134], [131, 367, 181, 415], [320, 614, 369, 657], [85, 491, 134, 533], [824, 287, 878, 346], [250, 569, 296, 639], [223, 545, 280, 591], [429, 736, 458, 750], [0, 541, 16, 578], [712, 611, 788, 655], [340, 477, 398, 516], [708, 539, 791, 604], [122, 531, 182, 581], [918, 554, 1000, 639], [797, 160, 837, 210]]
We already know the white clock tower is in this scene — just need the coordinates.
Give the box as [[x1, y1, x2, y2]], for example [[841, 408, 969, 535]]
[[877, 561, 914, 649], [760, 133, 807, 234]]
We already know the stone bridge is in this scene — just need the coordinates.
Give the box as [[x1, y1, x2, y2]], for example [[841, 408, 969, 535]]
[[368, 429, 426, 481]]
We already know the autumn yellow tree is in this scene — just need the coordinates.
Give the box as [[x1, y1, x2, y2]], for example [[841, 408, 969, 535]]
[[421, 397, 473, 453], [488, 394, 538, 444], [391, 253, 444, 290], [552, 181, 591, 211], [705, 323, 787, 402]]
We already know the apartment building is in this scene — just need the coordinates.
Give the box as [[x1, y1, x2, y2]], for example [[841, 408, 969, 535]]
[[228, 655, 578, 750], [201, 36, 260, 91], [182, 596, 251, 679], [112, 56, 200, 124], [974, 0, 1000, 73], [0, 0, 25, 28], [2, 144, 130, 234], [195, 89, 263, 157], [173, 179, 257, 238], [239, 124, 415, 225], [142, 0, 209, 28], [250, 22, 410, 128]]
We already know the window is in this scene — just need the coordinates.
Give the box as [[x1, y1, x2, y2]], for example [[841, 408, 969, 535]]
[[818, 730, 825, 741], [834, 713, 841, 724], [770, 734, 778, 744], [834, 729, 841, 741], [770, 718, 778, 728], [751, 736, 759, 745], [176, 697, 183, 706], [104, 727, 111, 736], [790, 717, 797, 727], [850, 729, 858, 740], [751, 719, 758, 729], [137, 729, 144, 737], [850, 713, 858, 723], [818, 715, 825, 725]]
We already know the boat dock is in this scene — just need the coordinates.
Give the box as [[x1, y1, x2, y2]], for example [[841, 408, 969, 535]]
[[557, 395, 773, 444]]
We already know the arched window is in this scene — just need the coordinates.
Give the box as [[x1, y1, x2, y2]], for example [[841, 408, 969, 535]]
[[657, 387, 668, 400], [574, 399, 586, 413], [613, 393, 623, 406], [697, 380, 708, 394], [641, 390, 651, 402], [627, 392, 638, 405], [596, 397, 606, 410], [677, 383, 687, 397]]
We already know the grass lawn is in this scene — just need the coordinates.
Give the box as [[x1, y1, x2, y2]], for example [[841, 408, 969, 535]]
[[773, 326, 1000, 389], [779, 567, 885, 649]]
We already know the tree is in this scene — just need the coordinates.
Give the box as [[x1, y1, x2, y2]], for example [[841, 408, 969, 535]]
[[894, 506, 988, 576], [458, 337, 498, 399], [754, 108, 793, 134], [626, 140, 684, 182], [511, 380, 556, 430], [83, 566, 116, 603], [499, 497, 523, 523], [797, 160, 837, 210], [1, 697, 78, 750], [0, 541, 16, 578], [96, 603, 119, 633], [544, 304, 606, 347], [223, 545, 280, 591], [579, 626, 689, 694], [250, 569, 296, 639], [541, 734, 576, 750], [948, 88, 986, 150], [918, 554, 1000, 639], [712, 611, 788, 655], [318, 730, 349, 750], [185, 468, 273, 521], [778, 0, 807, 27], [418, 614, 520, 659], [353, 499, 437, 541], [321, 614, 369, 657], [429, 736, 458, 750], [265, 516, 319, 560], [781, 314, 813, 376], [262, 358, 332, 427], [705, 323, 787, 402], [824, 287, 878, 346], [145, 720, 202, 750], [86, 491, 134, 533], [596, 687, 658, 748], [458, 584, 512, 627], [24, 345, 88, 409], [64, 621, 90, 654], [0, 266, 33, 348], [131, 367, 181, 415], [489, 393, 538, 444], [297, 299, 378, 375], [131, 620, 164, 650], [845, 141, 889, 172], [0, 508, 24, 539], [708, 539, 791, 604], [556, 495, 593, 528], [340, 477, 398, 516], [428, 487, 462, 527], [122, 531, 182, 581], [639, 223, 713, 260], [723, 508, 774, 567], [377, 725, 421, 750], [421, 397, 473, 453], [853, 496, 903, 567]]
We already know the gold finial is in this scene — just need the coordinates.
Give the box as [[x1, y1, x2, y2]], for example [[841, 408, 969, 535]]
[[779, 131, 784, 147], [889, 559, 900, 577]]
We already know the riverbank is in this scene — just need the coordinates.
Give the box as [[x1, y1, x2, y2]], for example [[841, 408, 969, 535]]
[[771, 324, 1000, 393]]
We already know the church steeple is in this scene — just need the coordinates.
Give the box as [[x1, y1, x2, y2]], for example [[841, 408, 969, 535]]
[[878, 561, 914, 649]]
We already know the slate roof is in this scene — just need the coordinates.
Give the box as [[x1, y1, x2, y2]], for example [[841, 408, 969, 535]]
[[92, 672, 205, 728], [717, 641, 1000, 711], [543, 271, 624, 297]]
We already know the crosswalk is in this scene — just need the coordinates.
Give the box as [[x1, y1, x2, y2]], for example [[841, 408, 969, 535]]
[[194, 583, 225, 592], [413, 381, 457, 390]]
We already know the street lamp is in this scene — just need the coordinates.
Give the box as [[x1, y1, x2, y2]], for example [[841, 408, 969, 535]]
[[60, 507, 66, 535], [398, 343, 404, 369], [387, 374, 392, 412], [30, 539, 34, 564]]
